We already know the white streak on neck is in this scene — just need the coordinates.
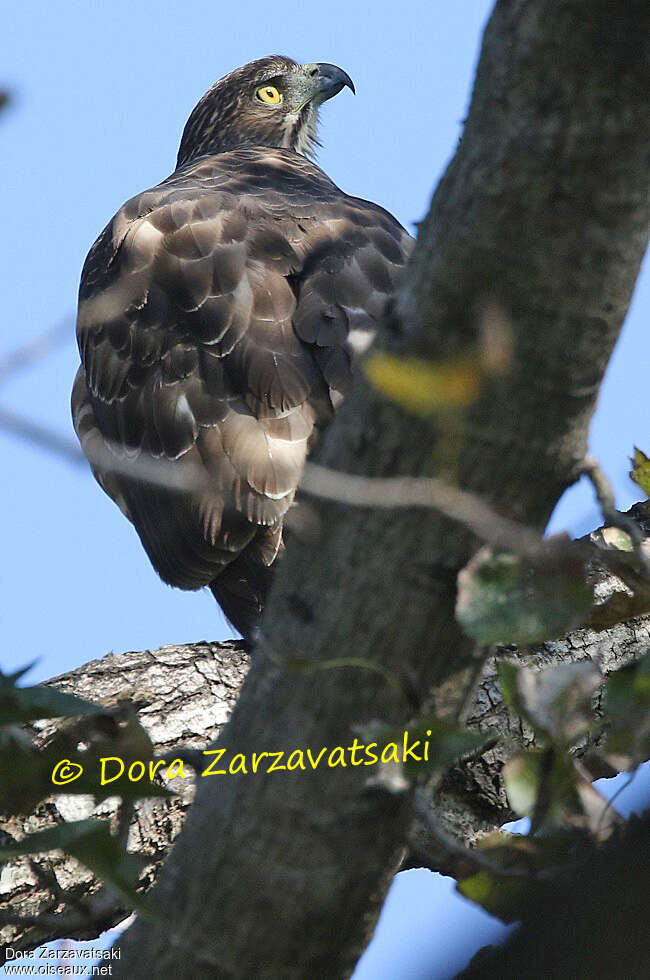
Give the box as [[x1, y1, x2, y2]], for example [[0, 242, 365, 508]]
[[281, 106, 319, 157]]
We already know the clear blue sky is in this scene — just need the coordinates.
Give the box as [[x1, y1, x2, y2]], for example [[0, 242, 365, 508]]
[[1, 2, 649, 976]]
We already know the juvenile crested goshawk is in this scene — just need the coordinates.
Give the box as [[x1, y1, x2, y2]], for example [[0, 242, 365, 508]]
[[72, 55, 413, 638]]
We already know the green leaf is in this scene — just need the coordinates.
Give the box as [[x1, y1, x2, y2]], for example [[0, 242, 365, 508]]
[[503, 751, 546, 818], [497, 660, 600, 745], [0, 669, 100, 726], [66, 823, 149, 906], [0, 818, 106, 859], [630, 447, 650, 497], [47, 748, 174, 805], [502, 749, 613, 836], [457, 869, 527, 923], [598, 526, 634, 552], [0, 730, 60, 815], [456, 830, 590, 922], [0, 708, 174, 816], [356, 716, 493, 781], [502, 749, 582, 829], [4, 661, 39, 684], [0, 819, 148, 907], [404, 719, 491, 781], [44, 710, 174, 804], [496, 661, 521, 713], [603, 653, 650, 769], [457, 548, 593, 646]]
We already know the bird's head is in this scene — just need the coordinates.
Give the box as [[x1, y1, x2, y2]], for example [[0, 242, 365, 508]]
[[176, 55, 355, 167]]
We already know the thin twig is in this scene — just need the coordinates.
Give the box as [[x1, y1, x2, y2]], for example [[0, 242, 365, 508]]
[[0, 407, 85, 464], [581, 455, 650, 578], [0, 887, 128, 961], [581, 454, 617, 516], [27, 857, 108, 924], [0, 908, 103, 936], [302, 462, 548, 560], [27, 859, 63, 906], [116, 801, 135, 850], [455, 647, 493, 724], [0, 319, 73, 388], [413, 789, 525, 879], [2, 390, 648, 610], [160, 748, 206, 773], [595, 769, 636, 837]]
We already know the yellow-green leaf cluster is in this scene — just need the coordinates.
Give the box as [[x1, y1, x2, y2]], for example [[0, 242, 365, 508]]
[[365, 352, 481, 415], [630, 447, 650, 497]]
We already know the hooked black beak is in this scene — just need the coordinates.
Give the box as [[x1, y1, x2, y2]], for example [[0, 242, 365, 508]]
[[310, 63, 356, 102]]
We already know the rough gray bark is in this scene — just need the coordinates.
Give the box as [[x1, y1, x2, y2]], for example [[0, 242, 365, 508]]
[[0, 642, 248, 956], [3, 0, 648, 972], [3, 602, 649, 955], [104, 2, 649, 977], [421, 606, 650, 870]]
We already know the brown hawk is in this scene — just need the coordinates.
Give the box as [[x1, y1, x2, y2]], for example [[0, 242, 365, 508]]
[[72, 55, 413, 639]]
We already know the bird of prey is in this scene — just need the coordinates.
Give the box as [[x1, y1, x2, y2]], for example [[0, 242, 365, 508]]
[[72, 55, 413, 639]]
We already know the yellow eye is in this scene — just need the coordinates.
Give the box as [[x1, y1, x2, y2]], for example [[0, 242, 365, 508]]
[[256, 85, 283, 105]]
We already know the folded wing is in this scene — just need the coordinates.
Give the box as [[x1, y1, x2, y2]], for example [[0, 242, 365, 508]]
[[73, 148, 413, 634]]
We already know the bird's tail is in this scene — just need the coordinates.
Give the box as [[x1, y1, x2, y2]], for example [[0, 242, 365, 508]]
[[210, 548, 276, 642]]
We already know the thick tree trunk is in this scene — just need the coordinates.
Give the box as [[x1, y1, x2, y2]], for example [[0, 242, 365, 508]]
[[3, 0, 647, 974], [106, 2, 650, 977]]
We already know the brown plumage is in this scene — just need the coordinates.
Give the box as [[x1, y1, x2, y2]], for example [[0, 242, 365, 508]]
[[72, 55, 414, 639]]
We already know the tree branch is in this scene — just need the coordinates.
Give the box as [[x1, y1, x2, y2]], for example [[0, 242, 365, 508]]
[[109, 2, 650, 975], [3, 602, 649, 954], [5, 2, 648, 975], [0, 642, 247, 956]]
